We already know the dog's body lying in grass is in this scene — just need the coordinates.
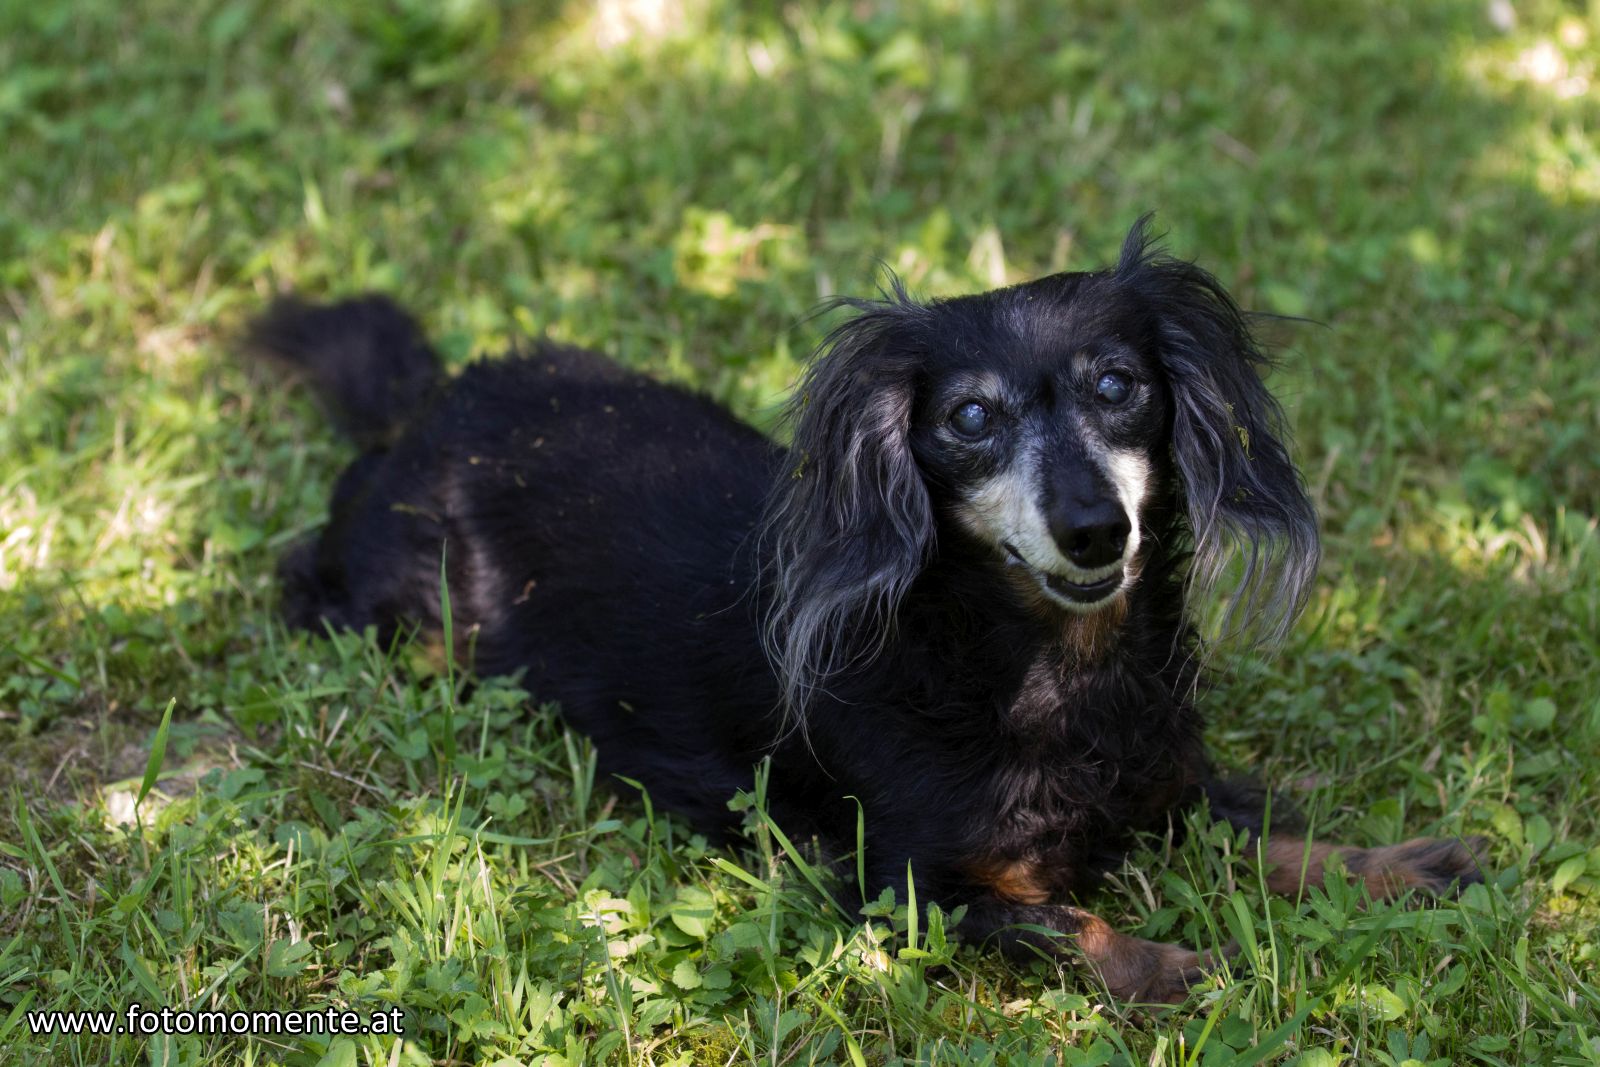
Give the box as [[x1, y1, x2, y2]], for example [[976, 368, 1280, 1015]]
[[252, 221, 1484, 1002]]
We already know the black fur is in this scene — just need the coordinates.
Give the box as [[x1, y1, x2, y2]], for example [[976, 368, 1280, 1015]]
[[251, 220, 1332, 987]]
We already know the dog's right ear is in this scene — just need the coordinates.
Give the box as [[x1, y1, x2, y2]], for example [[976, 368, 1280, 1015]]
[[762, 294, 933, 719], [1115, 217, 1320, 641]]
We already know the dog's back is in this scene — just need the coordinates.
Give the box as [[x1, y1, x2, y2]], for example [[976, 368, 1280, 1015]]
[[250, 297, 792, 830]]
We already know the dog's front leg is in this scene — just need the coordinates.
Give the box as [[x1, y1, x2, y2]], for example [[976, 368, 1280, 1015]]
[[963, 901, 1223, 1004], [1201, 779, 1489, 900]]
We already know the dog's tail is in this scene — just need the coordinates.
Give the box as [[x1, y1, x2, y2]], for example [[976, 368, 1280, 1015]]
[[245, 294, 442, 448]]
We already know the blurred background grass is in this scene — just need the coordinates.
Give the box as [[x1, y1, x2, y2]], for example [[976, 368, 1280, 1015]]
[[2, 1, 1598, 1064]]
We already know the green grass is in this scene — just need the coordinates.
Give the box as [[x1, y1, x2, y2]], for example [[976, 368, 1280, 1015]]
[[3, 0, 1598, 1063]]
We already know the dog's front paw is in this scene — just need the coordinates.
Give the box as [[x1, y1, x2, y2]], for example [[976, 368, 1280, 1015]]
[[1353, 835, 1489, 898], [1112, 940, 1237, 1004], [1078, 924, 1234, 1005]]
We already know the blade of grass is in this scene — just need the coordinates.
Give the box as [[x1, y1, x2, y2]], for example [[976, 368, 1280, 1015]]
[[756, 809, 847, 919], [438, 545, 457, 772], [136, 698, 176, 812]]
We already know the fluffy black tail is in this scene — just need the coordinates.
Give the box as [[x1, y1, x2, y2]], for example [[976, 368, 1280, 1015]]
[[246, 294, 442, 448]]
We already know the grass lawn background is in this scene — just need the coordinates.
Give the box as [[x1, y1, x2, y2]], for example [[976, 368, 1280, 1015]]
[[2, 0, 1598, 1063]]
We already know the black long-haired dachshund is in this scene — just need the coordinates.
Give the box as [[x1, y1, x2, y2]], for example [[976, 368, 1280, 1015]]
[[251, 219, 1484, 1002]]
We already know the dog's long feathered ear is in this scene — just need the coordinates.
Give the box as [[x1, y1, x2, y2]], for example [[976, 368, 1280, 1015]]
[[762, 292, 933, 719], [1117, 218, 1321, 640]]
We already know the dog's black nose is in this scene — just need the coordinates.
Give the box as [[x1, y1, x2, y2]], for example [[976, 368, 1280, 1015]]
[[1051, 502, 1130, 569]]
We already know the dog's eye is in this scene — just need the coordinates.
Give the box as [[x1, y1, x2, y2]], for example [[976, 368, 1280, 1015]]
[[949, 401, 992, 437], [1095, 372, 1132, 406]]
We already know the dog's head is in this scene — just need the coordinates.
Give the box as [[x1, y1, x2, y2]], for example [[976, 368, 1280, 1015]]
[[765, 218, 1319, 713]]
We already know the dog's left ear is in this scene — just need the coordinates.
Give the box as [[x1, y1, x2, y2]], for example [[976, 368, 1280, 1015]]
[[762, 293, 933, 719], [1117, 220, 1321, 639]]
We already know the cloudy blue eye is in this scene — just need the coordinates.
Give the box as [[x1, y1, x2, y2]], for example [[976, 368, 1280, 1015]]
[[949, 400, 991, 437], [1095, 372, 1132, 406]]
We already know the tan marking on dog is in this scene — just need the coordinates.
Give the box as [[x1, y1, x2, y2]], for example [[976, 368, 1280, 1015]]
[[1060, 591, 1130, 661], [1000, 565, 1131, 665], [414, 631, 451, 673], [411, 622, 484, 674], [965, 863, 1221, 1002], [1066, 908, 1219, 1004], [967, 856, 1051, 904]]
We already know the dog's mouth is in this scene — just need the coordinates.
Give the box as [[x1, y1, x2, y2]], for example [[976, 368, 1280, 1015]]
[[1001, 542, 1124, 608]]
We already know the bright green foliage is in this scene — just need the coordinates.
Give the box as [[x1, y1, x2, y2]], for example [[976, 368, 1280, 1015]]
[[2, 0, 1598, 1063]]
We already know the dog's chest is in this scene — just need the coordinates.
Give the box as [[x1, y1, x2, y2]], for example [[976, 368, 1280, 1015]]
[[968, 655, 1200, 891]]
